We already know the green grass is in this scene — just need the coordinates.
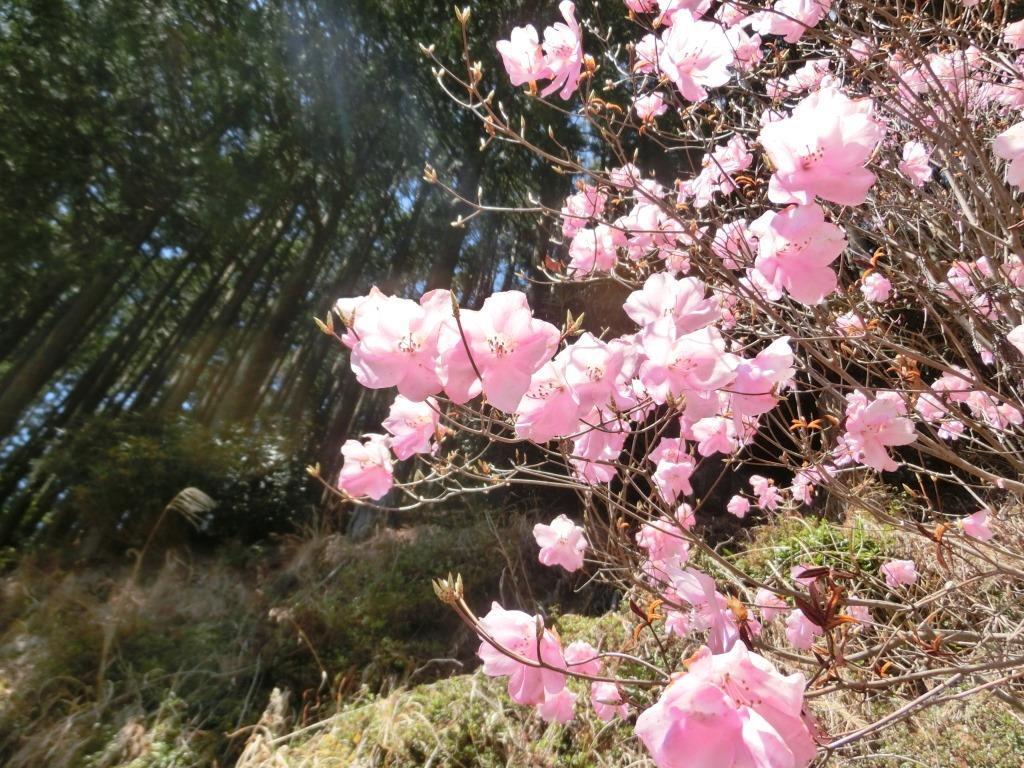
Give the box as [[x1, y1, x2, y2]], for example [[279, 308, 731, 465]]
[[730, 513, 894, 583]]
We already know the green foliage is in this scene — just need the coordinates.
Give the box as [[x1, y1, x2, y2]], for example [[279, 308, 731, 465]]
[[831, 693, 1024, 768], [32, 413, 313, 553], [276, 672, 642, 768], [732, 513, 893, 583], [554, 612, 629, 648], [0, 556, 267, 766], [0, 512, 549, 765], [0, 0, 596, 545], [269, 514, 539, 685]]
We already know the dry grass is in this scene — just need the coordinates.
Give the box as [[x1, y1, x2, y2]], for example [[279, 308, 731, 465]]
[[243, 665, 1024, 768], [2, 504, 1023, 767]]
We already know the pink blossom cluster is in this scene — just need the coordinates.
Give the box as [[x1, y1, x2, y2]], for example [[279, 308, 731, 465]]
[[477, 602, 628, 724], [496, 1, 583, 99], [320, 1, 1024, 764]]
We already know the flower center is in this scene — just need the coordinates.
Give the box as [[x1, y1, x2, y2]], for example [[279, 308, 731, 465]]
[[398, 334, 422, 353], [487, 334, 515, 357], [798, 146, 824, 170]]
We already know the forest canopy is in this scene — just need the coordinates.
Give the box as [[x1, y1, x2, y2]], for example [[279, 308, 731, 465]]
[[0, 0, 600, 549]]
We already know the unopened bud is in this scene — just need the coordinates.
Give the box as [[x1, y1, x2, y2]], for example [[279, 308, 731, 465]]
[[423, 164, 438, 183], [333, 299, 355, 328], [432, 572, 465, 605], [563, 309, 585, 337]]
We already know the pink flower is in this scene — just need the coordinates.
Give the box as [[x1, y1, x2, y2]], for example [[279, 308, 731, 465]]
[[561, 184, 607, 237], [727, 494, 751, 518], [749, 0, 832, 44], [664, 609, 692, 638], [730, 337, 795, 419], [541, 1, 584, 100], [634, 643, 816, 768], [679, 135, 754, 208], [625, 0, 657, 11], [758, 87, 885, 206], [669, 568, 739, 652], [637, 519, 691, 564], [568, 224, 624, 277], [381, 395, 439, 460], [727, 27, 763, 71], [634, 92, 668, 121], [337, 434, 394, 500], [437, 291, 560, 412], [570, 414, 628, 484], [624, 274, 720, 332], [790, 470, 818, 505], [656, 0, 714, 26], [691, 416, 738, 456], [860, 272, 892, 303], [1009, 325, 1024, 356], [780, 59, 832, 95], [993, 121, 1024, 189], [533, 514, 588, 572], [1005, 20, 1024, 50], [657, 11, 734, 102], [962, 509, 994, 541], [835, 310, 868, 337], [650, 437, 696, 502], [790, 564, 817, 587], [676, 503, 697, 530], [342, 288, 450, 401], [639, 320, 736, 403], [616, 202, 662, 261], [564, 640, 602, 676], [515, 359, 581, 442], [591, 681, 629, 722], [880, 559, 918, 588], [477, 603, 567, 705], [634, 33, 660, 73], [849, 36, 874, 62], [755, 587, 788, 622], [712, 220, 756, 269], [750, 474, 781, 510], [609, 163, 643, 189], [842, 391, 916, 472], [563, 333, 624, 410], [716, 1, 749, 26], [750, 204, 847, 305], [845, 602, 872, 627], [785, 610, 824, 650], [497, 25, 549, 87], [898, 141, 933, 187], [537, 687, 577, 723]]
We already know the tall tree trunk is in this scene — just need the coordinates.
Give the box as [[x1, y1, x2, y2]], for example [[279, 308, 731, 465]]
[[219, 187, 348, 423], [425, 157, 482, 294], [0, 208, 165, 439], [160, 203, 300, 413]]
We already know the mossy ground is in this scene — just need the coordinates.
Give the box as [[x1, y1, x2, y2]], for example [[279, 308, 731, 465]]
[[251, 651, 1024, 768]]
